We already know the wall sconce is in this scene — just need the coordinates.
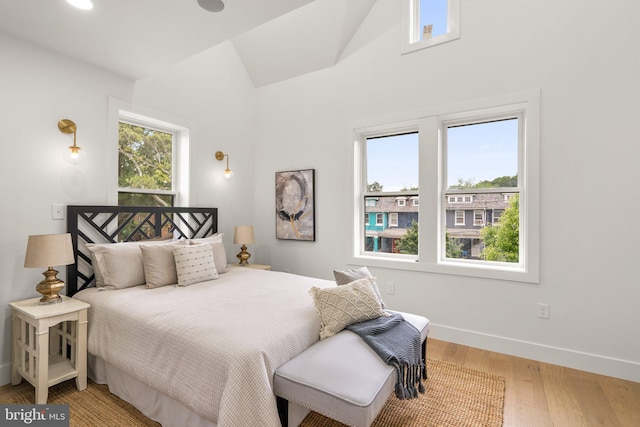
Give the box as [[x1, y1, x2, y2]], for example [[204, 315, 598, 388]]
[[58, 119, 86, 165], [215, 151, 233, 179]]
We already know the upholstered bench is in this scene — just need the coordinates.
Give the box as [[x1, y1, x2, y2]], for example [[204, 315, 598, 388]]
[[274, 311, 429, 427]]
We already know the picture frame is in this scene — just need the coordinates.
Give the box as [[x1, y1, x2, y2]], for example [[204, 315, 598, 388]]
[[275, 169, 315, 241]]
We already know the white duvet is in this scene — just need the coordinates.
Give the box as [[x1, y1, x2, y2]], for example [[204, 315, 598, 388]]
[[74, 267, 334, 427]]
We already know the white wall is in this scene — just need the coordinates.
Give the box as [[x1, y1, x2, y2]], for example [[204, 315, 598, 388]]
[[0, 33, 134, 383], [251, 0, 640, 381]]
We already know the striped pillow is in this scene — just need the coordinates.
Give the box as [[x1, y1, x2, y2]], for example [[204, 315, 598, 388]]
[[173, 245, 219, 286]]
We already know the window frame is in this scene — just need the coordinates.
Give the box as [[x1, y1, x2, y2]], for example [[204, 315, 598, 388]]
[[455, 210, 465, 225], [402, 0, 461, 54], [350, 90, 540, 283], [108, 97, 192, 207], [473, 210, 485, 227], [389, 212, 399, 227]]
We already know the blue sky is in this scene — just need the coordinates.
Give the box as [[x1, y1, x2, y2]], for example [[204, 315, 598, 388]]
[[420, 0, 448, 39], [366, 119, 519, 191]]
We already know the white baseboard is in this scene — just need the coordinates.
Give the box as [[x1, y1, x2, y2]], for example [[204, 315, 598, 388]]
[[1, 362, 12, 387], [429, 324, 640, 383]]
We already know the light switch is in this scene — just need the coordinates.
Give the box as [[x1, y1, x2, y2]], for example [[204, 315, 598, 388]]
[[52, 203, 65, 220]]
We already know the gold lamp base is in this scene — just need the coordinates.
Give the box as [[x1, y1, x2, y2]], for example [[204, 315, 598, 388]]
[[236, 245, 251, 265], [35, 268, 65, 304]]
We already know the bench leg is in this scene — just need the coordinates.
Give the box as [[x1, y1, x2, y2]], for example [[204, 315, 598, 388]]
[[277, 396, 289, 427], [422, 339, 428, 379]]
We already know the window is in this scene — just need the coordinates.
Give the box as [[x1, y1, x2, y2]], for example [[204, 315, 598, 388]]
[[448, 195, 473, 203], [473, 210, 485, 226], [402, 0, 460, 54], [108, 99, 192, 240], [361, 132, 419, 256], [389, 212, 399, 227], [352, 90, 540, 283], [118, 121, 177, 207]]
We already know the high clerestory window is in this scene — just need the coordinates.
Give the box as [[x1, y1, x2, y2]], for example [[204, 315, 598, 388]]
[[402, 0, 461, 54]]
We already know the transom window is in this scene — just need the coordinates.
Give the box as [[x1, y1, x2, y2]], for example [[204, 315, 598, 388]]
[[402, 0, 461, 54]]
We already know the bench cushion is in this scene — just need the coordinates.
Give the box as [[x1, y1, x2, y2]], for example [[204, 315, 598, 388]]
[[274, 311, 429, 427]]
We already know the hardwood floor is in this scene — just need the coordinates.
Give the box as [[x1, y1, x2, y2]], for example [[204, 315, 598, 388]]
[[427, 338, 640, 427], [1, 339, 638, 426]]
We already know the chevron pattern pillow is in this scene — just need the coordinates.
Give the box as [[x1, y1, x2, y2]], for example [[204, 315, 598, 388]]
[[310, 277, 389, 339]]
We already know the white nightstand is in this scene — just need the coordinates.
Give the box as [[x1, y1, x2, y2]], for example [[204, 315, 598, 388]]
[[10, 296, 90, 404], [229, 263, 272, 271]]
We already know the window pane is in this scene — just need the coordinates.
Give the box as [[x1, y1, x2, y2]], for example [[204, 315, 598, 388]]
[[365, 133, 419, 255], [420, 0, 448, 40], [118, 192, 174, 207], [116, 193, 175, 241], [447, 119, 518, 189], [119, 122, 173, 191], [366, 133, 418, 192], [445, 118, 520, 263]]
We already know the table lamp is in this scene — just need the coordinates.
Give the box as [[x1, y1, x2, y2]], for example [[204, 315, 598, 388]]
[[233, 226, 255, 265], [24, 233, 75, 304]]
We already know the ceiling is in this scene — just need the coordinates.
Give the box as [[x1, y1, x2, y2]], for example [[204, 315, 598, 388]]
[[0, 0, 377, 87]]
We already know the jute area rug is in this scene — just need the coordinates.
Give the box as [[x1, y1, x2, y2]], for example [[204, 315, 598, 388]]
[[8, 359, 504, 427]]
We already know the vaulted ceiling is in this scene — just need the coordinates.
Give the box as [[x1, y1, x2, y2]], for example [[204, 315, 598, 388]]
[[0, 0, 377, 87]]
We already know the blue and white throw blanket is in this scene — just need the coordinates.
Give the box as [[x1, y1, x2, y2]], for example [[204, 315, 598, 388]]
[[346, 313, 426, 399]]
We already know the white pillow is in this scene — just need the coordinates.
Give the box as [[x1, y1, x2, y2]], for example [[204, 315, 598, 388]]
[[140, 240, 187, 288], [310, 277, 389, 340], [333, 266, 386, 309], [173, 244, 219, 286], [189, 233, 227, 273], [87, 243, 146, 290]]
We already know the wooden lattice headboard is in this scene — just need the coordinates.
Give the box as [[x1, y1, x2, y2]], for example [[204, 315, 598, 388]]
[[66, 205, 218, 296]]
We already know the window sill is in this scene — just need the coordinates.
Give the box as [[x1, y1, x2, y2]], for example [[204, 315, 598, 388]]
[[350, 254, 538, 284]]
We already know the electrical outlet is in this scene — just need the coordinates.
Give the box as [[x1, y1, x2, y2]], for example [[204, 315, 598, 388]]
[[537, 302, 550, 319], [386, 282, 395, 295], [52, 203, 65, 220]]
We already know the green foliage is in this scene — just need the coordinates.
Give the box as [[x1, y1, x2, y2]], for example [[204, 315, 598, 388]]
[[368, 181, 383, 192], [396, 221, 464, 257], [119, 123, 172, 191], [480, 195, 519, 262], [446, 233, 463, 258], [397, 220, 419, 254], [450, 175, 517, 189]]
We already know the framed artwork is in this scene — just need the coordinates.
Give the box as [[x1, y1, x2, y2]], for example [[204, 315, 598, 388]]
[[275, 169, 315, 241]]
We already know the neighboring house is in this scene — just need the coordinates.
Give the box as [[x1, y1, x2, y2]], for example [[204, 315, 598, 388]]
[[365, 191, 516, 257], [365, 195, 419, 252]]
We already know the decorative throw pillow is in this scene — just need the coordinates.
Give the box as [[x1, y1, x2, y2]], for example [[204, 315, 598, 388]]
[[140, 240, 186, 288], [189, 233, 228, 273], [333, 266, 386, 308], [310, 277, 389, 340], [173, 244, 219, 286]]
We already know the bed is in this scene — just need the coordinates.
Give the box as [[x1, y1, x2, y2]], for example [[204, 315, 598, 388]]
[[66, 205, 334, 427]]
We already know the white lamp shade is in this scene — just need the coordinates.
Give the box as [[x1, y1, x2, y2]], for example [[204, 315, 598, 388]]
[[24, 233, 75, 268], [233, 226, 255, 245]]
